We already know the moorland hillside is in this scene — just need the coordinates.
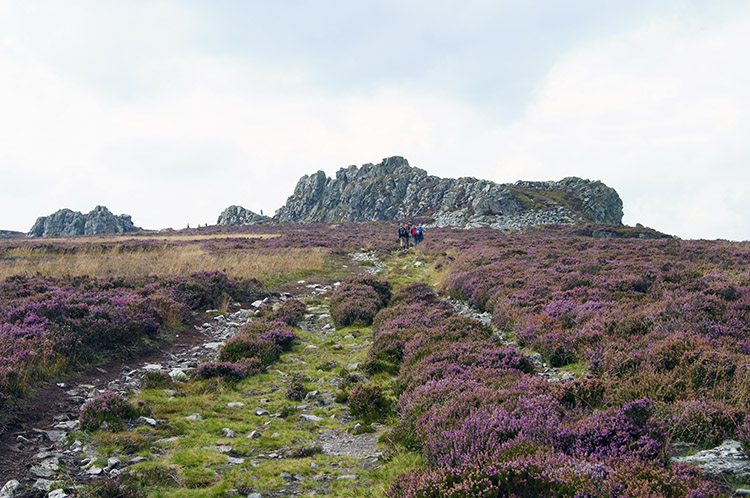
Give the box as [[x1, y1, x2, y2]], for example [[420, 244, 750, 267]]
[[1, 223, 749, 497]]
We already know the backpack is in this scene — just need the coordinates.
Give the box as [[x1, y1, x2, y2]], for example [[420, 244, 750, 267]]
[[399, 227, 406, 237]]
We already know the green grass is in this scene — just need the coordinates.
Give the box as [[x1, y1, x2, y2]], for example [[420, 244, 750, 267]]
[[72, 250, 447, 498]]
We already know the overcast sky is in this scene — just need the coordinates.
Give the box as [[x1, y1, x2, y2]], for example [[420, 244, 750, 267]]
[[1, 1, 749, 240]]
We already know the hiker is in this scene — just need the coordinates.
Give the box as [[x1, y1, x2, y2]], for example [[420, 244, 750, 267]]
[[404, 224, 411, 249], [412, 225, 420, 248], [398, 224, 408, 249], [417, 225, 424, 245]]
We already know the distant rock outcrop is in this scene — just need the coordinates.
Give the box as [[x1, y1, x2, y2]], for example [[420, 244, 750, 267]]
[[274, 156, 623, 228], [216, 206, 269, 226], [0, 230, 24, 239], [28, 206, 141, 238]]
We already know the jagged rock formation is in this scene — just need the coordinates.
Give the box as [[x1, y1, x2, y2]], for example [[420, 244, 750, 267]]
[[216, 206, 269, 226], [274, 156, 623, 228], [28, 206, 141, 238]]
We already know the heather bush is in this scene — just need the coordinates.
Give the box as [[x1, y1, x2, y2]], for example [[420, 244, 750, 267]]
[[239, 319, 298, 350], [348, 383, 390, 422], [218, 333, 281, 365], [286, 373, 309, 401], [158, 271, 256, 310], [79, 390, 151, 431], [389, 281, 440, 306], [665, 399, 745, 448], [559, 375, 606, 410], [195, 360, 262, 381], [331, 296, 381, 327], [345, 275, 392, 306], [268, 299, 306, 325], [387, 449, 605, 498], [420, 396, 565, 468], [559, 399, 665, 461], [0, 270, 262, 406]]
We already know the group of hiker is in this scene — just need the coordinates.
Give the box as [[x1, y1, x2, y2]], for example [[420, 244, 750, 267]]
[[398, 223, 425, 249]]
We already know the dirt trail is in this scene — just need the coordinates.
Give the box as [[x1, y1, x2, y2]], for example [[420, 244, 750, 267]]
[[0, 256, 374, 495]]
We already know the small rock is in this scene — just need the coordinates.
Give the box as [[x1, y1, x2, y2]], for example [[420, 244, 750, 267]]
[[53, 420, 78, 431], [0, 480, 20, 498], [305, 345, 319, 350], [106, 457, 121, 470], [16, 435, 31, 444], [337, 475, 358, 481], [227, 457, 245, 465], [673, 440, 750, 480], [735, 490, 750, 497], [43, 430, 66, 444], [300, 414, 324, 422], [227, 402, 245, 408], [169, 369, 188, 382], [31, 480, 54, 493], [255, 408, 270, 416], [129, 456, 148, 464], [202, 445, 233, 453], [221, 428, 236, 438], [156, 436, 179, 444], [86, 466, 103, 476], [272, 433, 281, 438], [135, 416, 157, 427], [48, 489, 68, 498], [247, 430, 261, 440], [30, 467, 54, 479], [305, 390, 320, 400], [186, 413, 203, 420], [142, 363, 163, 372], [247, 493, 262, 498]]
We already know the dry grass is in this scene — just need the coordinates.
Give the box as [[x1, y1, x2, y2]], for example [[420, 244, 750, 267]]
[[33, 233, 281, 243], [0, 245, 328, 282]]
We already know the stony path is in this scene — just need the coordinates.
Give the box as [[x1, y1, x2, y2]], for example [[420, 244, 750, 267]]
[[1, 278, 387, 498]]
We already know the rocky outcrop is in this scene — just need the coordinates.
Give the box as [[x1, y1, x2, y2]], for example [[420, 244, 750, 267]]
[[672, 440, 750, 481], [274, 156, 623, 229], [28, 206, 141, 238], [217, 205, 270, 226]]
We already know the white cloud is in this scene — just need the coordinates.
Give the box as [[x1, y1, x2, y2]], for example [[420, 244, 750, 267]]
[[1, 2, 749, 240], [460, 13, 750, 240]]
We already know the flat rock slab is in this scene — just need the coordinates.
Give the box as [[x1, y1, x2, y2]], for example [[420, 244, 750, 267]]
[[672, 440, 750, 480]]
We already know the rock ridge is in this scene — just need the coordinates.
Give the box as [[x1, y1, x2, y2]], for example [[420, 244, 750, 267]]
[[28, 206, 141, 238], [273, 156, 623, 228]]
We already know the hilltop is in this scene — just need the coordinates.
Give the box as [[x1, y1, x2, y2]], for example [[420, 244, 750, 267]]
[[28, 206, 141, 238], [270, 156, 623, 228]]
